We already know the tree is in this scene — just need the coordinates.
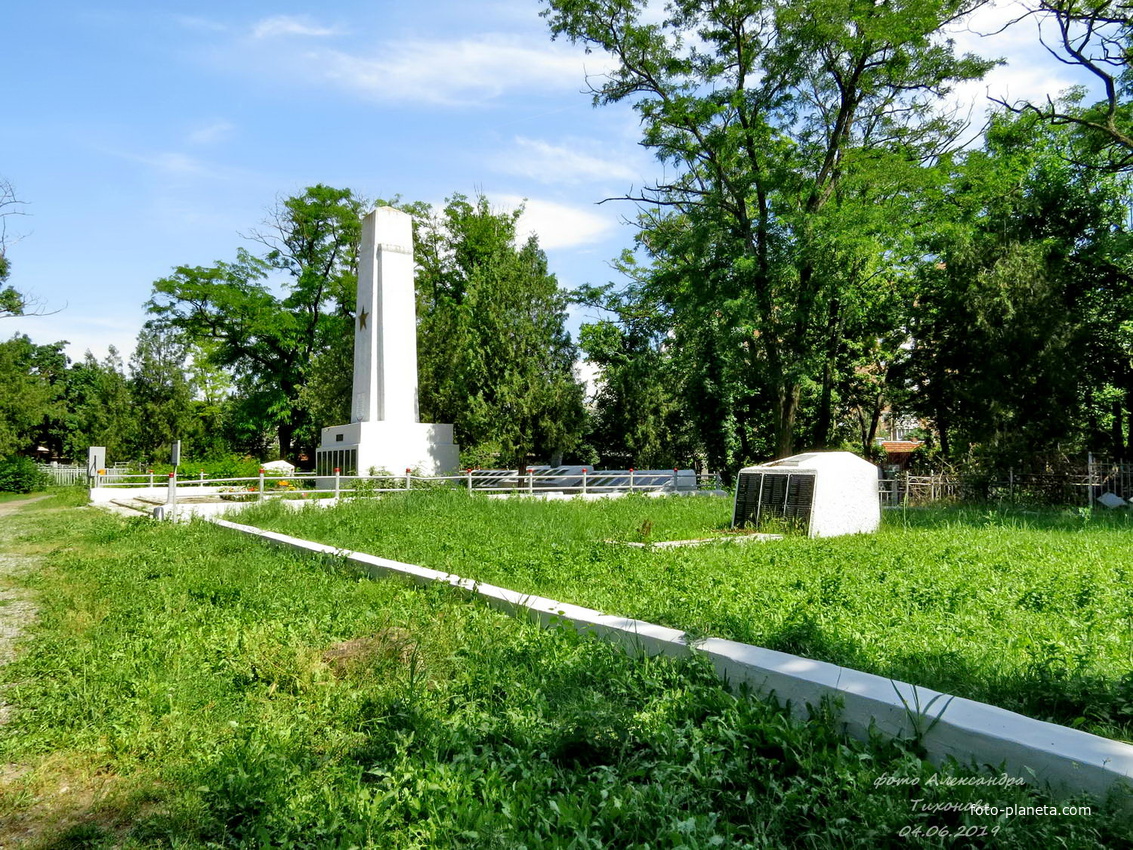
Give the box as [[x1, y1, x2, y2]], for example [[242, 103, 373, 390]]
[[0, 335, 68, 456], [574, 268, 699, 468], [414, 195, 586, 467], [0, 178, 32, 319], [1003, 1, 1133, 168], [57, 347, 133, 461], [126, 327, 197, 461], [147, 185, 366, 460], [892, 110, 1133, 461], [543, 0, 994, 459]]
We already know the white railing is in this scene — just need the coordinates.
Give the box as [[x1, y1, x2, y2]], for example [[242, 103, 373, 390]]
[[92, 467, 724, 514], [38, 463, 131, 486]]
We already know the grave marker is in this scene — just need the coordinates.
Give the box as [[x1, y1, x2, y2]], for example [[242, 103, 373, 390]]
[[733, 451, 880, 538]]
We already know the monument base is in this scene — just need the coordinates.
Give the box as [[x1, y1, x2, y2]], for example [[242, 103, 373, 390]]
[[315, 421, 460, 480]]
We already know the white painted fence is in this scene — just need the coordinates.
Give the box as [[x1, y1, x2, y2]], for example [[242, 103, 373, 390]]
[[38, 463, 130, 486], [91, 467, 724, 506]]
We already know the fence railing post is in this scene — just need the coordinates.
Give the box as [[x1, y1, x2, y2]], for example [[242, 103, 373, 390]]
[[199, 469, 205, 485], [166, 471, 177, 517], [334, 467, 341, 500], [672, 468, 679, 490], [258, 468, 265, 502], [148, 469, 154, 488], [629, 467, 635, 492], [527, 467, 534, 494], [582, 467, 588, 495], [466, 468, 473, 494], [405, 468, 412, 490]]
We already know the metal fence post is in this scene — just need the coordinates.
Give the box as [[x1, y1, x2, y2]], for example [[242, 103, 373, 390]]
[[672, 468, 679, 490], [582, 468, 588, 495], [406, 468, 412, 490], [334, 467, 341, 500], [466, 468, 473, 494], [629, 467, 635, 492], [258, 468, 265, 501], [527, 467, 534, 494], [148, 469, 154, 487]]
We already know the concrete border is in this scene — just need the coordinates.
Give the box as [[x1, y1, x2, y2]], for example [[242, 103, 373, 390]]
[[210, 517, 1133, 805]]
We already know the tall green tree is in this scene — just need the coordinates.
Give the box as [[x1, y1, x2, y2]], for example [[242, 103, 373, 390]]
[[415, 195, 586, 468], [0, 334, 68, 456], [574, 267, 699, 468], [126, 327, 197, 461], [544, 0, 994, 460], [893, 111, 1133, 461], [148, 185, 365, 460], [57, 347, 133, 460]]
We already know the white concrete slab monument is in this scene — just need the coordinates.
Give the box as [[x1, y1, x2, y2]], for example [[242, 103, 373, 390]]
[[316, 207, 459, 478], [733, 451, 879, 538]]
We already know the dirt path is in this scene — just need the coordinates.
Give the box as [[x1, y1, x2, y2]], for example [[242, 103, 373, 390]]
[[0, 496, 49, 725]]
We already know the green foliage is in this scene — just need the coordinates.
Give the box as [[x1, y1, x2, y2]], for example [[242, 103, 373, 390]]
[[0, 333, 68, 457], [545, 0, 995, 460], [894, 110, 1133, 461], [415, 194, 587, 467], [0, 285, 23, 317], [55, 347, 133, 461], [0, 178, 28, 318], [576, 276, 699, 468], [1015, 1, 1133, 169], [0, 454, 50, 492], [255, 494, 1133, 741], [147, 186, 368, 462], [124, 326, 198, 462], [2, 500, 1128, 845]]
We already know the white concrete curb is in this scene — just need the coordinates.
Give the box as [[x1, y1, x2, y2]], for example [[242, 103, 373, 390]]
[[209, 517, 1133, 804]]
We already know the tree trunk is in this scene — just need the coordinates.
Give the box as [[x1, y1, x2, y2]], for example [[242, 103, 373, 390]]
[[775, 383, 800, 458], [813, 298, 842, 449], [1112, 399, 1124, 460], [278, 420, 294, 463], [1125, 384, 1133, 460]]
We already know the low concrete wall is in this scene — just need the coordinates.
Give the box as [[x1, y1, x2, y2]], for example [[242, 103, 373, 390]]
[[89, 485, 228, 504], [208, 517, 1133, 804]]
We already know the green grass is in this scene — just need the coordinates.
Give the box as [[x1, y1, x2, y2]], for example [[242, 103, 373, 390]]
[[240, 493, 1133, 742], [1, 496, 1129, 846]]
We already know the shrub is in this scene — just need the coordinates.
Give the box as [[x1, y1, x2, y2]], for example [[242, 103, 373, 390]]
[[0, 455, 51, 493]]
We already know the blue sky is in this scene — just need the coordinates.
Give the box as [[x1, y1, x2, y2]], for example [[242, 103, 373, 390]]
[[2, 0, 1091, 363]]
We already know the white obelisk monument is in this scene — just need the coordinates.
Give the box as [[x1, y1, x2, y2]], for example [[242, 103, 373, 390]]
[[315, 206, 459, 478]]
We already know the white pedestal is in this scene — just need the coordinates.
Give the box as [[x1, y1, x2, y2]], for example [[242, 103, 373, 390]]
[[316, 421, 460, 478]]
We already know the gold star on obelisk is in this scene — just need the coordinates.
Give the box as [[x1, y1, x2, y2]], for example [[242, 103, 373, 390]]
[[358, 306, 368, 331]]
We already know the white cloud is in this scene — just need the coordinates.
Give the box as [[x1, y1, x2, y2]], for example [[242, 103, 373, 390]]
[[312, 35, 610, 105], [492, 137, 641, 185], [496, 195, 617, 249], [187, 120, 234, 146], [946, 0, 1091, 115], [251, 15, 341, 39], [21, 313, 145, 363], [133, 152, 212, 176]]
